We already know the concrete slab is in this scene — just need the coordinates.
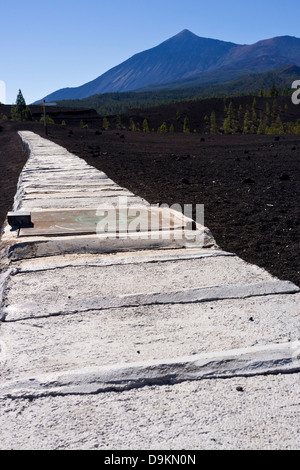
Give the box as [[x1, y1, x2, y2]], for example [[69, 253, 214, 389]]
[[0, 295, 299, 382], [17, 206, 191, 237], [22, 190, 134, 199], [1, 340, 300, 398], [1, 374, 298, 450], [3, 251, 279, 307], [2, 281, 299, 322], [2, 228, 216, 263], [11, 248, 236, 272], [22, 187, 129, 195], [16, 196, 148, 210]]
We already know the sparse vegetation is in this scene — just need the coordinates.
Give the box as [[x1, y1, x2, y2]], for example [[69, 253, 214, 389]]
[[116, 114, 122, 128], [129, 118, 136, 131], [102, 117, 110, 130], [158, 122, 168, 133], [183, 116, 190, 133], [40, 114, 55, 125], [2, 90, 300, 137], [142, 119, 150, 132]]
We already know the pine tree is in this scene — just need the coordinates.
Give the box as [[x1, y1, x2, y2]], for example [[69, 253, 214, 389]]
[[294, 120, 300, 134], [16, 89, 26, 109], [237, 104, 243, 125], [102, 117, 110, 130], [223, 98, 227, 114], [227, 101, 236, 131], [283, 85, 289, 96], [129, 118, 136, 131], [275, 115, 284, 134], [272, 99, 277, 116], [159, 122, 168, 133], [183, 117, 190, 133], [257, 119, 265, 135], [243, 111, 250, 134], [116, 114, 122, 128], [223, 117, 230, 134], [210, 111, 217, 135], [269, 84, 279, 98], [142, 119, 150, 132], [11, 89, 32, 121], [251, 98, 257, 122], [10, 106, 18, 121]]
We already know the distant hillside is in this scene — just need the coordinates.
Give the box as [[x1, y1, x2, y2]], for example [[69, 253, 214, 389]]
[[35, 30, 300, 103], [115, 94, 300, 136], [53, 65, 300, 116], [3, 94, 300, 137]]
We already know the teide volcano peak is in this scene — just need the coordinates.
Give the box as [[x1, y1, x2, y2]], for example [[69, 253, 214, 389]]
[[36, 30, 300, 103]]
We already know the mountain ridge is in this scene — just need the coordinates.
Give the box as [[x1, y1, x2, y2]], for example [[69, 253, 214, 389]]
[[51, 65, 300, 117], [35, 30, 300, 104]]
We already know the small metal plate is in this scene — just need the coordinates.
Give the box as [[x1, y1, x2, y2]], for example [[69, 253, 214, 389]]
[[7, 212, 32, 228]]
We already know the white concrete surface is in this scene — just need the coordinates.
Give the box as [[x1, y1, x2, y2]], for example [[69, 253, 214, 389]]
[[0, 374, 299, 450], [0, 131, 299, 450]]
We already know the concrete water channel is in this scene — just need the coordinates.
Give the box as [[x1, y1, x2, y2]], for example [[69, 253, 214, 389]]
[[0, 131, 299, 449]]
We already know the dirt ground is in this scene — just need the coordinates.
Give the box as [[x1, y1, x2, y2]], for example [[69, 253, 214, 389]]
[[0, 121, 29, 235], [0, 117, 299, 287]]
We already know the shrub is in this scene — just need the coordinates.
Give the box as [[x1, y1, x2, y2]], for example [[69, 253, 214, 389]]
[[129, 118, 136, 131], [183, 117, 190, 133], [159, 122, 168, 133], [102, 117, 110, 130], [40, 114, 55, 124], [142, 119, 150, 132]]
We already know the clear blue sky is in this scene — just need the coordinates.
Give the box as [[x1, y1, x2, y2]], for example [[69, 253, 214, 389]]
[[1, 0, 299, 104]]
